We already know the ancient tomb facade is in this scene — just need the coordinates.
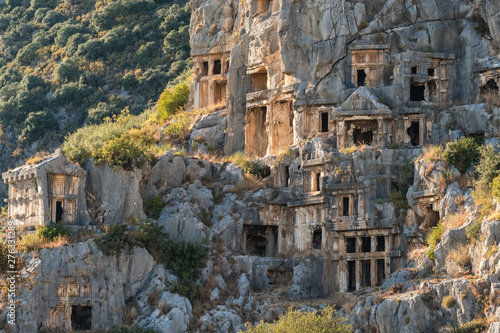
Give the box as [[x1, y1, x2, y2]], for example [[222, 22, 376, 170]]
[[351, 45, 390, 87], [394, 51, 455, 104], [192, 52, 230, 108], [477, 61, 500, 102], [2, 155, 88, 227]]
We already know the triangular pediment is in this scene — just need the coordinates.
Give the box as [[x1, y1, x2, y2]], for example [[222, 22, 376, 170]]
[[337, 87, 391, 112]]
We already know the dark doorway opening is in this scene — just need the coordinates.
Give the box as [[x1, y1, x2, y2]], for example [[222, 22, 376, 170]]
[[284, 166, 290, 187], [321, 112, 329, 132], [361, 237, 371, 252], [376, 236, 385, 252], [213, 60, 221, 74], [427, 68, 435, 76], [347, 261, 356, 291], [315, 173, 321, 192], [71, 305, 92, 331], [410, 83, 425, 101], [357, 69, 367, 86], [353, 128, 373, 145], [376, 259, 385, 286], [346, 237, 356, 253], [480, 79, 499, 97], [407, 121, 420, 146], [202, 62, 209, 76], [313, 230, 322, 249], [56, 201, 63, 222], [411, 66, 418, 74], [361, 260, 371, 288], [342, 197, 350, 216], [244, 225, 278, 257]]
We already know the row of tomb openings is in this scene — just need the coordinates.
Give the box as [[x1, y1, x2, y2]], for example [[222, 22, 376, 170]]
[[243, 225, 387, 255], [247, 108, 422, 158]]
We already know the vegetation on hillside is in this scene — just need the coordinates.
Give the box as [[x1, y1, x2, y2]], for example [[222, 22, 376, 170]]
[[96, 221, 206, 302], [0, 0, 191, 150], [242, 306, 352, 333]]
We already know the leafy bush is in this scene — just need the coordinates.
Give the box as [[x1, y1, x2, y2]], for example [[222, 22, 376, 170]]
[[476, 144, 500, 187], [426, 221, 444, 259], [63, 110, 148, 164], [491, 175, 500, 199], [143, 196, 166, 219], [465, 220, 482, 243], [442, 295, 455, 309], [155, 82, 190, 122], [54, 58, 81, 83], [243, 305, 352, 333], [92, 134, 151, 170], [107, 325, 155, 333], [36, 223, 71, 241], [442, 136, 483, 174], [21, 110, 58, 143], [95, 224, 132, 256]]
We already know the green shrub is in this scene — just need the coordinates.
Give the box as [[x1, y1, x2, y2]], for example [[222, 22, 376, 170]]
[[170, 279, 202, 303], [95, 224, 132, 256], [63, 110, 148, 165], [37, 223, 71, 241], [465, 220, 482, 243], [54, 58, 81, 83], [156, 82, 190, 122], [442, 136, 483, 174], [442, 295, 455, 309], [21, 110, 58, 143], [15, 42, 41, 66], [491, 174, 500, 199], [243, 305, 352, 333], [426, 221, 444, 259], [107, 325, 155, 333], [476, 144, 500, 187], [455, 319, 488, 333], [92, 134, 151, 170], [143, 196, 166, 219]]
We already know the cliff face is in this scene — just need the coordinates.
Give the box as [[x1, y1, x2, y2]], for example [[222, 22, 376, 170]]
[[190, 0, 500, 154]]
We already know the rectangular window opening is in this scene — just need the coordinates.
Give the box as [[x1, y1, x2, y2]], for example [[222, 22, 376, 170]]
[[347, 260, 356, 291], [342, 197, 350, 216], [313, 230, 322, 249], [202, 61, 209, 76], [376, 236, 385, 252], [361, 237, 371, 252], [213, 59, 222, 75], [361, 260, 371, 288], [321, 112, 329, 132], [411, 66, 418, 74], [346, 237, 356, 253], [376, 259, 385, 286], [427, 68, 435, 76]]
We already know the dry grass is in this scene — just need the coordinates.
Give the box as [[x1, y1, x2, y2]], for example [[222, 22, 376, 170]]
[[123, 306, 138, 325], [159, 302, 171, 315], [25, 151, 50, 165], [18, 234, 69, 252], [421, 145, 444, 162], [407, 241, 427, 262], [42, 235, 69, 249], [443, 212, 468, 231], [442, 295, 455, 309], [447, 244, 471, 268], [147, 291, 159, 307]]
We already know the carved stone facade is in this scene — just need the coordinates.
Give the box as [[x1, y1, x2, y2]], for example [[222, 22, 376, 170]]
[[2, 155, 88, 227], [187, 0, 499, 296]]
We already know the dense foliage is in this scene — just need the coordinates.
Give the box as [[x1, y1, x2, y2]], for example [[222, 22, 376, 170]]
[[36, 222, 71, 241], [0, 0, 191, 147], [96, 221, 206, 302], [242, 306, 352, 333], [442, 136, 483, 174]]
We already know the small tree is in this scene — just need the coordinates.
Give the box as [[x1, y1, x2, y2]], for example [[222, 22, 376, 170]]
[[243, 306, 352, 333], [155, 82, 189, 122]]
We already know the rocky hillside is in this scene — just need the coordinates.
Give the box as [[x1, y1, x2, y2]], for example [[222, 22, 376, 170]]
[[0, 0, 191, 201]]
